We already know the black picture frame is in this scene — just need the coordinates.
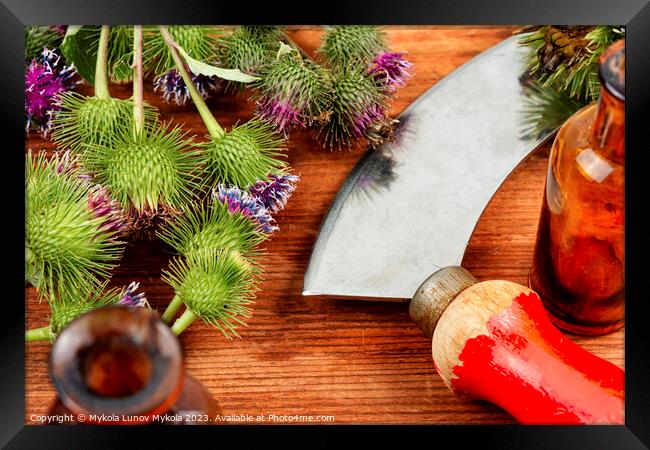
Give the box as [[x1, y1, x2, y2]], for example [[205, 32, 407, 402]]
[[5, 0, 649, 447]]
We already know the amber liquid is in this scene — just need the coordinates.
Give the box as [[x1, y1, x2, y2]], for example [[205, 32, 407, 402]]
[[530, 98, 624, 335], [47, 307, 221, 424]]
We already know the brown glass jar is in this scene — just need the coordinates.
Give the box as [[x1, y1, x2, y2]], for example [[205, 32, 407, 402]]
[[529, 40, 625, 335], [47, 306, 222, 424]]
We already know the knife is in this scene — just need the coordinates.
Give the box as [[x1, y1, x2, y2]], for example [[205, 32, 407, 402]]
[[302, 35, 554, 300]]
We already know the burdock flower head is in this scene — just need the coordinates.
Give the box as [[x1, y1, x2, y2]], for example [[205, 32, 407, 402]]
[[213, 184, 278, 234], [319, 63, 391, 149], [154, 68, 221, 106], [26, 281, 150, 342], [25, 150, 124, 300], [254, 44, 332, 135], [215, 26, 281, 90], [256, 99, 304, 135], [117, 282, 150, 308], [87, 185, 129, 235], [248, 172, 299, 214], [25, 48, 79, 136], [369, 52, 413, 92]]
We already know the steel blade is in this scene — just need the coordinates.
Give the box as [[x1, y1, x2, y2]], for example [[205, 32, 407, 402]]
[[303, 35, 553, 300]]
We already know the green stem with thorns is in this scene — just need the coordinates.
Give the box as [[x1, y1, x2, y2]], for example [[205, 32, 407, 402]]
[[159, 26, 225, 139], [94, 25, 111, 100], [160, 294, 183, 324], [26, 325, 52, 342], [133, 25, 145, 135], [170, 308, 197, 335]]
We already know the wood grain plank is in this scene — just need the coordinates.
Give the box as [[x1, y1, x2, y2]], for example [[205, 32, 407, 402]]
[[24, 25, 623, 425]]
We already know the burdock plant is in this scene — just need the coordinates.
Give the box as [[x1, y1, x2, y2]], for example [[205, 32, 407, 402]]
[[26, 281, 149, 343], [254, 43, 332, 136], [162, 248, 260, 337], [157, 198, 266, 325], [144, 25, 219, 76], [317, 26, 411, 149], [25, 48, 79, 136], [318, 62, 391, 149], [52, 25, 157, 154], [82, 26, 200, 235], [215, 26, 281, 89], [319, 25, 387, 67], [25, 150, 125, 302], [145, 26, 223, 105], [24, 25, 66, 61], [161, 26, 289, 190], [518, 25, 625, 136]]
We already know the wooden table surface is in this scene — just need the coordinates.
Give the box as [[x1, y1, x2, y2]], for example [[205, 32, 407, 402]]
[[25, 25, 624, 424]]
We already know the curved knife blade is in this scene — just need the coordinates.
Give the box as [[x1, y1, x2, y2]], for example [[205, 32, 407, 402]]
[[303, 35, 553, 300]]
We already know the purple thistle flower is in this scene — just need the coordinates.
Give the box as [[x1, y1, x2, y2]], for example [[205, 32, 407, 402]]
[[25, 48, 79, 136], [248, 173, 299, 214], [369, 52, 413, 92], [87, 185, 129, 235], [213, 184, 278, 234], [52, 25, 68, 35], [117, 282, 149, 308], [351, 103, 387, 138], [256, 98, 305, 136], [55, 149, 79, 175], [153, 68, 221, 106]]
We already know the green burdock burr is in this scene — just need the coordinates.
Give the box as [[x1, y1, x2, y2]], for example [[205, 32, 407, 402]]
[[26, 281, 149, 343], [319, 25, 387, 67], [215, 26, 281, 89], [161, 26, 288, 190], [25, 150, 125, 302], [157, 198, 267, 324], [51, 25, 157, 154], [144, 25, 219, 76], [162, 248, 260, 337], [82, 26, 201, 234]]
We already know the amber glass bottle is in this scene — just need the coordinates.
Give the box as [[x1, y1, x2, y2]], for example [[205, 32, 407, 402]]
[[529, 40, 625, 335], [47, 307, 221, 424]]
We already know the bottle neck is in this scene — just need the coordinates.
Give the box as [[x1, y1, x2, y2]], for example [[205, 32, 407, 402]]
[[590, 87, 624, 165], [50, 307, 184, 423]]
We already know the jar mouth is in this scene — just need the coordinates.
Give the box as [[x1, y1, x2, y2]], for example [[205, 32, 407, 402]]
[[49, 307, 183, 419]]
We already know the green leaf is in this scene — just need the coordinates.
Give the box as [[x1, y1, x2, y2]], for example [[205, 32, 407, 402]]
[[176, 45, 259, 83], [60, 26, 100, 84], [65, 25, 83, 36]]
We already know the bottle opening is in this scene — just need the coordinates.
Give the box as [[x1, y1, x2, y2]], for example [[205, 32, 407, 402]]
[[50, 307, 183, 418], [81, 336, 153, 398]]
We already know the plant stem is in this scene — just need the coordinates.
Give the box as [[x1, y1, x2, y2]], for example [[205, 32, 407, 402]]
[[132, 25, 145, 135], [95, 25, 111, 100], [26, 325, 52, 342], [170, 308, 197, 335], [160, 294, 183, 324], [159, 26, 224, 139]]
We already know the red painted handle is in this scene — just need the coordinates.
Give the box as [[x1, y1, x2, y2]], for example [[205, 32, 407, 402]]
[[450, 292, 624, 424]]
